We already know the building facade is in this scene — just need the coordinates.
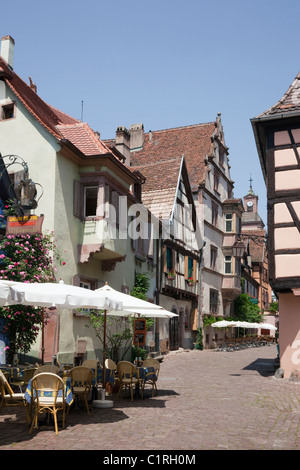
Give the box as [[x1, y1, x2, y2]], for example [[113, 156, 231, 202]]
[[251, 70, 300, 377], [0, 36, 169, 364], [108, 116, 244, 349]]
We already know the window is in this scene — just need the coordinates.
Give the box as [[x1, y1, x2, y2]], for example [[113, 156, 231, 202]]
[[84, 186, 97, 217], [167, 247, 174, 271], [210, 289, 219, 314], [225, 213, 233, 232], [1, 103, 14, 120], [187, 257, 193, 278], [224, 255, 232, 274], [214, 172, 219, 192], [210, 246, 217, 270], [212, 202, 218, 227], [219, 150, 225, 167]]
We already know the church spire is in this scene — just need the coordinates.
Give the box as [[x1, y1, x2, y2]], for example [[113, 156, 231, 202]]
[[247, 174, 254, 195]]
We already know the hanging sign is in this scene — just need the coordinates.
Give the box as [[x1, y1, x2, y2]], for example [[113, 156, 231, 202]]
[[133, 318, 146, 346], [6, 214, 44, 236]]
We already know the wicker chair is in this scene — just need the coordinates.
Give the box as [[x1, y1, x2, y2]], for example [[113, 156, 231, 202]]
[[0, 369, 29, 423], [141, 358, 160, 397], [33, 364, 59, 376], [116, 361, 139, 401], [82, 359, 100, 369], [29, 372, 65, 435], [68, 366, 93, 415], [105, 358, 117, 371], [10, 367, 37, 392]]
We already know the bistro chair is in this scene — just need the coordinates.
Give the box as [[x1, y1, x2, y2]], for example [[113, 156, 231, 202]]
[[82, 359, 100, 369], [10, 367, 37, 392], [0, 369, 30, 424], [105, 358, 117, 372], [33, 364, 59, 376], [116, 361, 139, 402], [29, 372, 66, 436], [141, 358, 160, 397], [68, 366, 93, 415]]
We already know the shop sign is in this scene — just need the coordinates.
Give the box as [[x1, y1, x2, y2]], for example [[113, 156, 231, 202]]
[[6, 214, 44, 235]]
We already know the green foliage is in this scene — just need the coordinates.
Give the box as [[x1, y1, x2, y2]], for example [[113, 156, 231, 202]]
[[130, 272, 154, 330], [131, 345, 148, 361], [233, 293, 262, 323], [194, 328, 203, 350], [203, 315, 223, 328], [88, 272, 155, 362], [269, 301, 279, 313], [130, 272, 151, 300], [88, 311, 132, 363]]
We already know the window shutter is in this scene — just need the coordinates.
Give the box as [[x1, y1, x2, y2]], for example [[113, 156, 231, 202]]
[[193, 259, 197, 280], [162, 245, 167, 272], [73, 180, 83, 219], [184, 256, 189, 279]]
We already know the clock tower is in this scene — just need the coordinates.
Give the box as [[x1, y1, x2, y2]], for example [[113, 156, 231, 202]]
[[242, 176, 264, 230]]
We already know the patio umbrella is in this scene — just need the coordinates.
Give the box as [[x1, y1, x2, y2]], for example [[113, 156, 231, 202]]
[[260, 323, 277, 331], [8, 280, 123, 310], [94, 283, 178, 399], [0, 280, 124, 366], [96, 283, 177, 316], [0, 280, 23, 306], [211, 320, 236, 328]]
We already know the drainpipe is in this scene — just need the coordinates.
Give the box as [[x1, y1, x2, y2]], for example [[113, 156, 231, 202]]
[[197, 242, 205, 347]]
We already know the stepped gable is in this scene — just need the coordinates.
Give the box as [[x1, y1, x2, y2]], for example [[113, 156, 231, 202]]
[[130, 122, 216, 190]]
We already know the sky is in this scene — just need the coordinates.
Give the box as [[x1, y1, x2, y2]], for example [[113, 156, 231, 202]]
[[1, 0, 300, 227]]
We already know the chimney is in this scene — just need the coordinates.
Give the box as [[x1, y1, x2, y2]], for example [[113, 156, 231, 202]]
[[130, 123, 144, 151], [116, 126, 131, 165], [1, 35, 15, 69]]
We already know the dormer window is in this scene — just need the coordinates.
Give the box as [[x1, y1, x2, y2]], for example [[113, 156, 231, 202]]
[[1, 102, 15, 120]]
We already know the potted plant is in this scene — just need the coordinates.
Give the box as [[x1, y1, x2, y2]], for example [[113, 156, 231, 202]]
[[187, 276, 195, 286], [167, 269, 176, 280]]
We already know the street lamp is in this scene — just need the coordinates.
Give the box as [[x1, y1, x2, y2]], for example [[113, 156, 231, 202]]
[[0, 153, 43, 211], [232, 240, 246, 258]]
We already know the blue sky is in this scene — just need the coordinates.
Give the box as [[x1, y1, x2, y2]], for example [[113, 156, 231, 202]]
[[2, 0, 300, 226]]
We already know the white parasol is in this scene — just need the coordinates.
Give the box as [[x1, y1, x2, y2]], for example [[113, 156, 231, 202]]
[[8, 280, 122, 310], [96, 283, 177, 317]]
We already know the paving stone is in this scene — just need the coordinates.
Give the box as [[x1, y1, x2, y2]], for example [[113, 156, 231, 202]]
[[1, 345, 300, 451]]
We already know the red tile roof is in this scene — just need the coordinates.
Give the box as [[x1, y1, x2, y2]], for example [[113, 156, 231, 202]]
[[0, 57, 115, 159], [130, 123, 216, 189], [132, 157, 182, 218], [57, 122, 110, 156]]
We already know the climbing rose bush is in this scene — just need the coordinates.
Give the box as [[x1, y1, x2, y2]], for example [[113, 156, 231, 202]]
[[0, 229, 64, 362]]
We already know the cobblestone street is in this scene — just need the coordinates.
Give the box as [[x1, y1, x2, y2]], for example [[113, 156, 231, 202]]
[[1, 344, 299, 452]]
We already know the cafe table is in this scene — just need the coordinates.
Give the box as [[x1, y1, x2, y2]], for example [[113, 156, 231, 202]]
[[0, 365, 26, 381], [134, 366, 156, 399]]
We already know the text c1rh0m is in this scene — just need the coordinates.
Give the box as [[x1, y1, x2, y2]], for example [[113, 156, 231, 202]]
[[147, 454, 196, 465]]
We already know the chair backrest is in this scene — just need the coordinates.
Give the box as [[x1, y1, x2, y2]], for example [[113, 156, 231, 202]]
[[31, 372, 64, 405], [82, 359, 99, 369], [33, 365, 59, 376], [143, 358, 160, 377], [0, 369, 14, 396], [105, 358, 117, 371], [23, 368, 37, 382], [69, 366, 93, 386], [117, 361, 136, 378]]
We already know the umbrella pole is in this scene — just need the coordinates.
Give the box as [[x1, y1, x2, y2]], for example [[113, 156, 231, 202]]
[[41, 308, 45, 365], [102, 309, 107, 392]]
